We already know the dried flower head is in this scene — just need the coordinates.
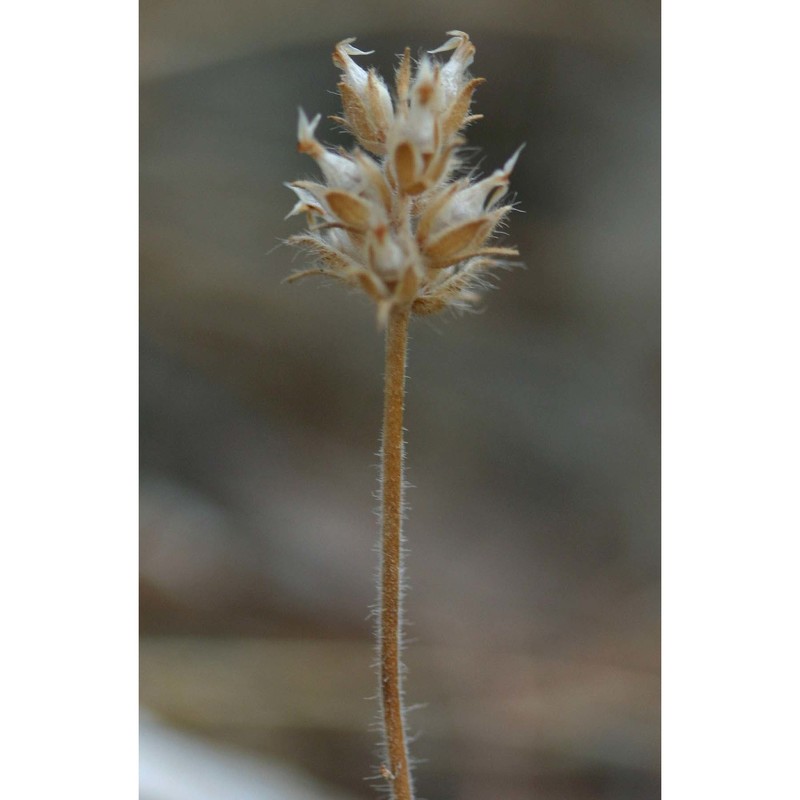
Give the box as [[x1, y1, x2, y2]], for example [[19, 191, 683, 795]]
[[285, 31, 522, 325]]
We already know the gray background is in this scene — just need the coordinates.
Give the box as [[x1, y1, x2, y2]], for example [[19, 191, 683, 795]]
[[140, 2, 660, 798]]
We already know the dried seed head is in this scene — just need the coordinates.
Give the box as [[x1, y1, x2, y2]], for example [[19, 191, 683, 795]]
[[286, 32, 522, 323]]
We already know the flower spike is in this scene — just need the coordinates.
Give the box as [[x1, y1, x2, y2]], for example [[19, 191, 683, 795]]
[[286, 33, 522, 324]]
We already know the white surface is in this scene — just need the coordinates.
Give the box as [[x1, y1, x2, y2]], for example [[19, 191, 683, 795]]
[[140, 711, 354, 800]]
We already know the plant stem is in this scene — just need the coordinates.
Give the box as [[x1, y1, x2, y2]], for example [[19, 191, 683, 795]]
[[379, 305, 413, 800]]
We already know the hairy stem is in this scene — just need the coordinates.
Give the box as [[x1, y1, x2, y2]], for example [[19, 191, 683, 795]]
[[379, 305, 413, 800]]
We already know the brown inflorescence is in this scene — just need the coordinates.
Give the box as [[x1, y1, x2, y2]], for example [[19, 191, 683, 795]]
[[285, 31, 522, 326]]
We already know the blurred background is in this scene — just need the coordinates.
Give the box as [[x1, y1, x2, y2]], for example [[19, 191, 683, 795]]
[[140, 2, 660, 798]]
